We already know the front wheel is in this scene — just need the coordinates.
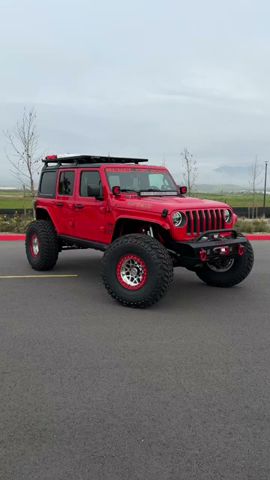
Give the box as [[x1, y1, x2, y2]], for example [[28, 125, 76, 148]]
[[102, 234, 173, 308], [195, 240, 254, 287], [25, 220, 59, 271]]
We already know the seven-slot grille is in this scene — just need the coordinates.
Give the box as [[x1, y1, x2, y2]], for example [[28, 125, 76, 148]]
[[185, 209, 225, 236]]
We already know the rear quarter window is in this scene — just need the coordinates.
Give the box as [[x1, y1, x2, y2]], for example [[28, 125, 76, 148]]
[[39, 171, 57, 197]]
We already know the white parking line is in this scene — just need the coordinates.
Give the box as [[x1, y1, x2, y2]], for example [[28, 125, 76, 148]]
[[0, 274, 78, 279]]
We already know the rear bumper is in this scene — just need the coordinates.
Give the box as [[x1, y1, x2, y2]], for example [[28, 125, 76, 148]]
[[169, 229, 248, 267]]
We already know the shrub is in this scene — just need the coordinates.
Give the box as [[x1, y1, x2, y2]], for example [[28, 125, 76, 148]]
[[236, 218, 270, 233], [0, 213, 33, 233]]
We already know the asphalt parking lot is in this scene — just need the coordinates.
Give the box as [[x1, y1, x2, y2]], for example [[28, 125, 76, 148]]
[[0, 241, 270, 480]]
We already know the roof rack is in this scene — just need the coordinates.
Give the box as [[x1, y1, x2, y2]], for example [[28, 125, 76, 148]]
[[42, 154, 148, 167]]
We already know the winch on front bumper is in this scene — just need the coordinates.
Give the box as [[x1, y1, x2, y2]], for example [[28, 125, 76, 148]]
[[168, 229, 248, 269]]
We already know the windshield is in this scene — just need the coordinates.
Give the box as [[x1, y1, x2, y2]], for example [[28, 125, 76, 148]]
[[106, 169, 177, 194]]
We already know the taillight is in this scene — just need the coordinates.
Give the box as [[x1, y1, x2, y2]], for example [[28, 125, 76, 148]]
[[45, 155, 58, 160]]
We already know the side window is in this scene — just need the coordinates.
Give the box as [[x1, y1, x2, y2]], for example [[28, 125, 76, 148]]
[[39, 171, 57, 197], [80, 171, 102, 197], [58, 171, 75, 196]]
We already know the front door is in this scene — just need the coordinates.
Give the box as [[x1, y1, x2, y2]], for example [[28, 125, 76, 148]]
[[74, 170, 109, 244]]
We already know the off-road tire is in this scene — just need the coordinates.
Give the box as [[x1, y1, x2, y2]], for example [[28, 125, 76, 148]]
[[25, 220, 59, 271], [102, 234, 173, 308], [195, 240, 254, 287]]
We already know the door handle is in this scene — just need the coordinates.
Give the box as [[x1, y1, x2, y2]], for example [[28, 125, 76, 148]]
[[74, 204, 84, 209], [55, 202, 64, 207]]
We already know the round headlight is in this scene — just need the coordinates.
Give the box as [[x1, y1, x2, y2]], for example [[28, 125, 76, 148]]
[[172, 211, 186, 227], [224, 209, 232, 223]]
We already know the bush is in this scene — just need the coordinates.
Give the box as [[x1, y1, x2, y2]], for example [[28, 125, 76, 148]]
[[236, 218, 270, 233], [0, 213, 33, 233]]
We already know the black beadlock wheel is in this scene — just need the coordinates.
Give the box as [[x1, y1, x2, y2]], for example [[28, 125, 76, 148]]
[[195, 239, 254, 287], [102, 234, 174, 308], [25, 220, 59, 271]]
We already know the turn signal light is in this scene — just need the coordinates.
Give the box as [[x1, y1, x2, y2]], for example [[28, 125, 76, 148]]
[[238, 244, 245, 256], [199, 248, 208, 262], [112, 185, 121, 196]]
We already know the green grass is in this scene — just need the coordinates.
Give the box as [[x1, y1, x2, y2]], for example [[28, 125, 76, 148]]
[[194, 193, 270, 207], [0, 190, 269, 210], [0, 196, 33, 209], [0, 189, 33, 209]]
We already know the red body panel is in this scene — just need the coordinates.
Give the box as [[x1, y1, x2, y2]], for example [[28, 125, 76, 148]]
[[36, 164, 236, 244]]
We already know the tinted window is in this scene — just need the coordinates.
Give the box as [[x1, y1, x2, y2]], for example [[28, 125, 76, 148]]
[[39, 171, 57, 196], [58, 171, 75, 196], [80, 171, 102, 197]]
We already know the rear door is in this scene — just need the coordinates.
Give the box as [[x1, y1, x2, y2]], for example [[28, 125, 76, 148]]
[[55, 169, 76, 236], [74, 169, 109, 243]]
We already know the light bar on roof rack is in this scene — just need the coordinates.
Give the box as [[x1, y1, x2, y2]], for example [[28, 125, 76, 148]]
[[42, 154, 148, 166]]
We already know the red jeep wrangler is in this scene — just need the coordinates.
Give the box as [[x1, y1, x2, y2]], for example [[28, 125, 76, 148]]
[[25, 155, 254, 307]]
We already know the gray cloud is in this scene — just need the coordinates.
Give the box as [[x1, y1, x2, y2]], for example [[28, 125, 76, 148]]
[[1, 0, 270, 187]]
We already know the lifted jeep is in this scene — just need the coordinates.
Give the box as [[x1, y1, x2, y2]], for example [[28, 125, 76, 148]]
[[25, 154, 254, 307]]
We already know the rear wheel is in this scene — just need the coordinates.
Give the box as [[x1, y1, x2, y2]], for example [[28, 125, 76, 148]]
[[102, 234, 173, 308], [25, 220, 59, 271], [195, 240, 254, 287]]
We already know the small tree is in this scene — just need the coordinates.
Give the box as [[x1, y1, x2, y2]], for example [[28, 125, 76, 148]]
[[4, 108, 40, 197], [249, 157, 263, 218], [181, 148, 198, 195]]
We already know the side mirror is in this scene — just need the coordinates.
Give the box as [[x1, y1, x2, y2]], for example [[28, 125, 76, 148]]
[[112, 185, 121, 196], [87, 185, 103, 199]]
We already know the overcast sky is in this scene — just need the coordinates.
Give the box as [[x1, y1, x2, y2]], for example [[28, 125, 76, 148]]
[[0, 0, 270, 186]]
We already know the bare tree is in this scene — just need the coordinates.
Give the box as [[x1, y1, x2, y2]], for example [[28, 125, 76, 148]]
[[249, 156, 263, 218], [4, 108, 40, 197], [181, 148, 198, 195]]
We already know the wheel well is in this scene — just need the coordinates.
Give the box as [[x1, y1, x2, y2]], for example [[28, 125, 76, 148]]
[[35, 208, 52, 222], [112, 219, 169, 245]]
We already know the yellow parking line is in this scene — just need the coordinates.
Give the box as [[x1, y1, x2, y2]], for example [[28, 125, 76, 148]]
[[0, 274, 78, 279]]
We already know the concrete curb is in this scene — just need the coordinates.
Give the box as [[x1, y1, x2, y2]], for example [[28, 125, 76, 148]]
[[246, 235, 270, 241], [0, 234, 26, 241], [0, 234, 270, 242]]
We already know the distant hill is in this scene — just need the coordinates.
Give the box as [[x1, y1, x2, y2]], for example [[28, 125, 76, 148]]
[[214, 166, 250, 176]]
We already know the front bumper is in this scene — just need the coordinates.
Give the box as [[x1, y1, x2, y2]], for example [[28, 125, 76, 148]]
[[169, 229, 248, 267]]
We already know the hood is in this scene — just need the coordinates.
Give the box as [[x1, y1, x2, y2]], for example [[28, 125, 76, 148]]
[[114, 194, 231, 214]]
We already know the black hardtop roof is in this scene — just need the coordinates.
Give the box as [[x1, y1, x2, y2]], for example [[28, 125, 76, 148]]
[[42, 154, 148, 169]]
